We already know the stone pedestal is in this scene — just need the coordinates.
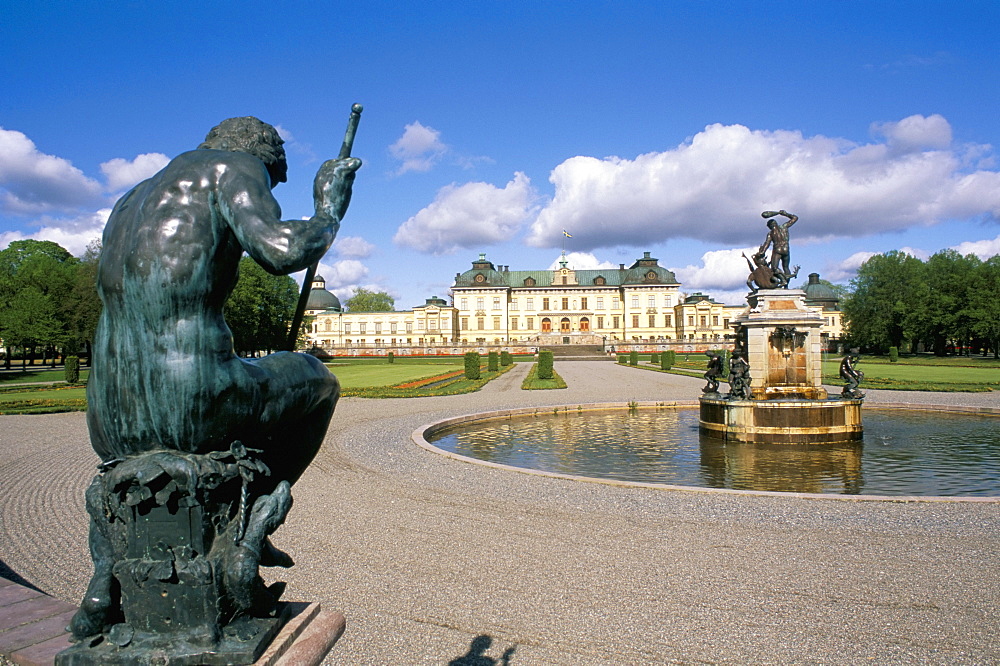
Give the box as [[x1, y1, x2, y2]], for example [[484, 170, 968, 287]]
[[699, 289, 863, 444]]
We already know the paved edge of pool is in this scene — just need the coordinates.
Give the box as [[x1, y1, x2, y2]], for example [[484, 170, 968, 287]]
[[411, 400, 1000, 504]]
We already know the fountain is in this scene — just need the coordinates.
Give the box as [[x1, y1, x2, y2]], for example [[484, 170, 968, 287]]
[[699, 210, 863, 444]]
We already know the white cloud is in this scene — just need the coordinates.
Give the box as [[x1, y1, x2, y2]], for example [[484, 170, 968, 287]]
[[0, 208, 111, 257], [951, 234, 1000, 260], [389, 121, 447, 174], [0, 127, 104, 214], [670, 247, 758, 295], [316, 258, 369, 290], [526, 115, 1000, 251], [100, 153, 169, 192], [824, 251, 879, 282], [546, 251, 617, 270], [333, 235, 375, 258], [871, 113, 952, 154], [393, 172, 536, 254]]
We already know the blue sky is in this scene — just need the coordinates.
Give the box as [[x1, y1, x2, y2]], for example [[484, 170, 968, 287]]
[[3, 1, 999, 306]]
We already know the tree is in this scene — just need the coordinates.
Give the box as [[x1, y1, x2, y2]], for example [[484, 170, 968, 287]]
[[914, 250, 980, 355], [65, 239, 103, 358], [842, 251, 925, 353], [967, 255, 1000, 358], [344, 287, 394, 312], [0, 239, 79, 367], [224, 257, 299, 356]]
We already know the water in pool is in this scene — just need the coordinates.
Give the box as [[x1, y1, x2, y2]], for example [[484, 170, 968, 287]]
[[428, 408, 1000, 496]]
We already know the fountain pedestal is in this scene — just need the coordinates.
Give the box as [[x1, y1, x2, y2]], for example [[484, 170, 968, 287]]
[[700, 289, 863, 444]]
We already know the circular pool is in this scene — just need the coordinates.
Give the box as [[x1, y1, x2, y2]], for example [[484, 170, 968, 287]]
[[420, 404, 1000, 497]]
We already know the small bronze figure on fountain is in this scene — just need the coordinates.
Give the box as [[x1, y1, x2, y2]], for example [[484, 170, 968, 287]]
[[727, 353, 752, 400], [702, 351, 724, 396], [840, 354, 866, 399]]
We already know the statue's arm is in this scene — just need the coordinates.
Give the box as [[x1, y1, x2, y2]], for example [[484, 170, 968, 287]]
[[222, 157, 360, 275], [781, 210, 798, 228]]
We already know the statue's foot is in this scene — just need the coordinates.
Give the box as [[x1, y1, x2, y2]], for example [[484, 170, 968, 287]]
[[260, 537, 294, 568]]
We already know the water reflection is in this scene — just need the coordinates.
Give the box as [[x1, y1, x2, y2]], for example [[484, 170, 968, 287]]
[[429, 408, 1000, 496]]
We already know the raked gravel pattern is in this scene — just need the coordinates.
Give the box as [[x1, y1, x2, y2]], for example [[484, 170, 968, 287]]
[[1, 361, 998, 664]]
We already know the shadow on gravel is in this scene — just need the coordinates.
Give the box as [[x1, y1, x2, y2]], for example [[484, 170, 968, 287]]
[[0, 557, 42, 592], [448, 634, 517, 665]]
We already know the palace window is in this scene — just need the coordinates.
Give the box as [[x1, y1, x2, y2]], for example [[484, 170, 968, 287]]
[[631, 296, 639, 308], [360, 322, 367, 334], [511, 318, 518, 330], [460, 298, 468, 310], [526, 317, 534, 329], [612, 298, 620, 309], [461, 318, 469, 330], [664, 314, 672, 327], [580, 317, 590, 332], [374, 323, 381, 334], [580, 297, 588, 310], [526, 298, 534, 310], [429, 320, 437, 330], [510, 299, 518, 310], [541, 317, 552, 332], [542, 297, 550, 310], [596, 297, 604, 309], [493, 297, 501, 310], [477, 317, 485, 330], [493, 316, 501, 329], [648, 295, 656, 308], [597, 316, 604, 329], [476, 298, 484, 310], [648, 315, 656, 328], [344, 323, 351, 334], [700, 316, 707, 327], [560, 318, 570, 333], [390, 322, 397, 334], [612, 316, 619, 328], [713, 316, 719, 326], [561, 297, 569, 310], [632, 315, 640, 328], [406, 322, 413, 333], [688, 316, 695, 327]]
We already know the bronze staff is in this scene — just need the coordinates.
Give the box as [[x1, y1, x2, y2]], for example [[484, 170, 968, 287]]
[[285, 103, 363, 351]]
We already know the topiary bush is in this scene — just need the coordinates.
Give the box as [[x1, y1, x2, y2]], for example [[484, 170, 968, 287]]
[[537, 350, 554, 379], [500, 350, 512, 366], [387, 351, 395, 364], [651, 353, 659, 365], [464, 352, 481, 380], [629, 350, 638, 366], [888, 347, 899, 363], [65, 355, 80, 384], [487, 351, 499, 372], [660, 350, 675, 370], [618, 354, 627, 364]]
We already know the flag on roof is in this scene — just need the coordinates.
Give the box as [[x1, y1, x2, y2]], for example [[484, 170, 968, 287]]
[[562, 230, 572, 237]]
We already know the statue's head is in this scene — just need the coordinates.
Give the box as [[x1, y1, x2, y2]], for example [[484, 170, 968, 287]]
[[766, 219, 777, 229], [199, 117, 288, 187]]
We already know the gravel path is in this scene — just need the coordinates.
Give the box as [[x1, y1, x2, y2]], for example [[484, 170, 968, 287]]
[[1, 362, 998, 664]]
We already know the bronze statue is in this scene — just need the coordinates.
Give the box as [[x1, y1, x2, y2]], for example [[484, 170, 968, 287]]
[[727, 353, 752, 400], [702, 351, 724, 395], [61, 114, 361, 664], [840, 354, 866, 399], [749, 210, 800, 290]]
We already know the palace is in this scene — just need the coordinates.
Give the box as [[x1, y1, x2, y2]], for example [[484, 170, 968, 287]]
[[303, 252, 843, 354]]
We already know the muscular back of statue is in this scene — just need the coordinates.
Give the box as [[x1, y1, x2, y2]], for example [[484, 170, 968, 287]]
[[86, 121, 360, 488]]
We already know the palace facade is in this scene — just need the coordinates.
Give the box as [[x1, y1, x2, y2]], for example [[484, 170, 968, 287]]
[[303, 252, 843, 354]]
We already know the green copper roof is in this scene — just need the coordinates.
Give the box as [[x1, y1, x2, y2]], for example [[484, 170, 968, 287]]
[[454, 251, 678, 288]]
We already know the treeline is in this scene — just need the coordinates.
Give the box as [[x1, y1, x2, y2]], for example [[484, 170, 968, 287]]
[[0, 239, 101, 369], [842, 249, 1000, 357], [0, 239, 303, 368]]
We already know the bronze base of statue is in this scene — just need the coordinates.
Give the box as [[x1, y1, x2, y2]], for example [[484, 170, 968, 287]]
[[57, 444, 295, 666]]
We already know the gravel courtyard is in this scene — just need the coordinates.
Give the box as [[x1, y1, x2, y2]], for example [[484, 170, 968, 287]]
[[1, 361, 997, 664]]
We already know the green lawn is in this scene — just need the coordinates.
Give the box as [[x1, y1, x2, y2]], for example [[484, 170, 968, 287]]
[[821, 359, 998, 392], [0, 368, 90, 385], [326, 361, 464, 388]]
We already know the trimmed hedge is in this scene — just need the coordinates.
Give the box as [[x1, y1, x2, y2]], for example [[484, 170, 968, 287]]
[[651, 353, 659, 365], [629, 350, 638, 366], [464, 352, 481, 380], [500, 350, 512, 366], [537, 350, 554, 379], [487, 351, 499, 372], [618, 354, 627, 364], [888, 347, 899, 363], [387, 351, 395, 364], [660, 350, 675, 370], [65, 355, 80, 384]]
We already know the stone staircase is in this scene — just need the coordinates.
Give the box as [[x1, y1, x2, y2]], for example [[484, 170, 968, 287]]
[[539, 344, 613, 361]]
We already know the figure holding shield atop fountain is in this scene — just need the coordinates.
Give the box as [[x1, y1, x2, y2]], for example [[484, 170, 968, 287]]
[[840, 354, 866, 399], [757, 209, 800, 288], [702, 351, 724, 395]]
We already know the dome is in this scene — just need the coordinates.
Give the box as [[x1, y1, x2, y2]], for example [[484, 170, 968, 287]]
[[803, 273, 840, 309], [306, 276, 342, 312]]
